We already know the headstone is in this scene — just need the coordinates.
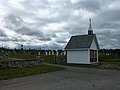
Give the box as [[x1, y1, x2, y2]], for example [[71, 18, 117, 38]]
[[56, 50, 58, 56], [45, 51, 48, 55], [38, 52, 40, 55], [48, 51, 51, 55], [52, 50, 54, 55], [64, 51, 66, 55]]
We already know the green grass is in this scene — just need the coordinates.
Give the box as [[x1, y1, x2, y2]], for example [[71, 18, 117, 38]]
[[11, 53, 37, 60], [0, 52, 39, 60], [99, 54, 120, 62], [0, 52, 66, 63], [0, 65, 65, 80], [0, 56, 2, 60], [99, 61, 120, 64]]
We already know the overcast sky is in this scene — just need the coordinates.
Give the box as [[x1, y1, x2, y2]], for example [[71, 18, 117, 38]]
[[0, 0, 120, 49]]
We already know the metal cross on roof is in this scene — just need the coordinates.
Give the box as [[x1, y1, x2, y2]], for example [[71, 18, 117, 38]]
[[88, 18, 92, 30]]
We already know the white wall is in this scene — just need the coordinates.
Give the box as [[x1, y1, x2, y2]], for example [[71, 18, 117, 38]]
[[90, 39, 97, 50], [90, 39, 99, 63], [67, 50, 90, 64]]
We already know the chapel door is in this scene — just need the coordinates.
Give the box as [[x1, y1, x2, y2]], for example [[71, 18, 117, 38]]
[[90, 50, 97, 62]]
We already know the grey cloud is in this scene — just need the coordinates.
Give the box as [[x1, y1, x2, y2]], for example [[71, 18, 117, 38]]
[[56, 40, 67, 43], [21, 0, 49, 10], [97, 29, 120, 49], [0, 0, 120, 49], [95, 8, 120, 29], [4, 14, 23, 30], [73, 0, 101, 12], [0, 36, 25, 42], [68, 25, 87, 35], [6, 14, 23, 25], [0, 30, 7, 37], [38, 37, 51, 41], [16, 27, 43, 36], [0, 37, 10, 42], [103, 9, 120, 21], [51, 33, 56, 37], [42, 43, 63, 50]]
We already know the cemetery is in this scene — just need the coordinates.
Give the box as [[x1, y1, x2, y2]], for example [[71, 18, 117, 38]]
[[0, 49, 67, 67], [0, 49, 66, 80], [0, 47, 120, 80]]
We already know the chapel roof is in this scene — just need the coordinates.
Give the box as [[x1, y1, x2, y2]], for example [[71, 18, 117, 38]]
[[65, 34, 99, 50]]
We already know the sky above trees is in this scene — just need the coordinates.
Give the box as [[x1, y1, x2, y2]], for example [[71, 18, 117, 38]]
[[0, 0, 120, 49]]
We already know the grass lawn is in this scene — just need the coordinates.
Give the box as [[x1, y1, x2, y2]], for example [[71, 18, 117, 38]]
[[0, 65, 65, 80], [0, 52, 67, 63]]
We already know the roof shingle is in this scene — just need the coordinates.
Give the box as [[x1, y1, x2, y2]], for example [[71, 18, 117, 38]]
[[65, 34, 96, 49]]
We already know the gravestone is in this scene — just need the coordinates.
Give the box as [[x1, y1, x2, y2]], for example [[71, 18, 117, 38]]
[[52, 50, 54, 55], [56, 50, 58, 56], [64, 51, 66, 55], [45, 51, 48, 55], [38, 52, 40, 55]]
